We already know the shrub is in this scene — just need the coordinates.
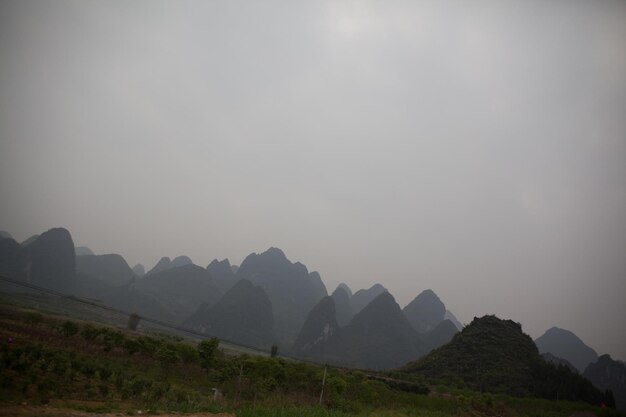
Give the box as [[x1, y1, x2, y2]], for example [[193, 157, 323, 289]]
[[147, 381, 171, 401], [51, 352, 70, 375], [81, 362, 96, 377], [123, 338, 141, 355], [175, 344, 198, 365], [198, 338, 219, 374], [60, 321, 79, 338], [156, 346, 180, 371], [99, 383, 109, 396], [25, 312, 43, 327], [327, 376, 347, 396], [98, 366, 112, 381], [81, 324, 99, 342]]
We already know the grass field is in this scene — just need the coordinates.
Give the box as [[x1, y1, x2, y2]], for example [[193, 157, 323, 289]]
[[0, 294, 622, 417]]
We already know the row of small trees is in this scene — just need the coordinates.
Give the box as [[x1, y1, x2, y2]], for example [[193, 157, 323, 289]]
[[12, 310, 432, 411]]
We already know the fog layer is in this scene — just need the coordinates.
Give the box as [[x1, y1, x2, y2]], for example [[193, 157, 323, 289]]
[[1, 1, 625, 358]]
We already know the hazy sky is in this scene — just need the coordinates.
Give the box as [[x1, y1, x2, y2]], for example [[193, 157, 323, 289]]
[[1, 1, 625, 359]]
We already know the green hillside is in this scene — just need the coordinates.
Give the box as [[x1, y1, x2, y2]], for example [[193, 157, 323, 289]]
[[402, 315, 609, 406], [0, 302, 620, 417]]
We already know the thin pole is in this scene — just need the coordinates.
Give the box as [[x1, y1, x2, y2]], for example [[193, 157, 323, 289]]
[[319, 365, 327, 405], [235, 363, 243, 404]]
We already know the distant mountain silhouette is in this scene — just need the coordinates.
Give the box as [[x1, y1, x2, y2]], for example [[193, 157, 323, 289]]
[[308, 271, 328, 303], [0, 236, 27, 280], [542, 352, 577, 373], [1, 224, 617, 408], [132, 264, 145, 277], [403, 289, 446, 333], [230, 264, 239, 274], [237, 247, 327, 346], [75, 246, 95, 256], [337, 282, 352, 298], [103, 264, 222, 323], [20, 234, 39, 247], [146, 257, 172, 275], [584, 354, 626, 411], [444, 310, 463, 331], [145, 255, 192, 276], [27, 228, 76, 293], [206, 259, 239, 293], [76, 254, 135, 289], [291, 296, 339, 360], [351, 283, 387, 314], [535, 327, 598, 373], [0, 230, 13, 239], [171, 255, 192, 268], [185, 279, 275, 349], [1, 229, 77, 293], [324, 291, 426, 370], [331, 286, 353, 327], [403, 315, 604, 404], [291, 291, 460, 367], [421, 319, 458, 351]]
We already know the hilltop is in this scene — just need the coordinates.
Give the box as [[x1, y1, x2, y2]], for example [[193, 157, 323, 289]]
[[535, 327, 598, 373], [402, 315, 607, 405]]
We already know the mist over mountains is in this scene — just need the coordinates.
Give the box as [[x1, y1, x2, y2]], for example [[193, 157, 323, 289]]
[[0, 226, 464, 361], [584, 355, 626, 411], [0, 1, 624, 411], [403, 289, 446, 333], [185, 278, 275, 349], [237, 247, 328, 346], [535, 327, 599, 373], [0, 226, 623, 409], [0, 228, 76, 293]]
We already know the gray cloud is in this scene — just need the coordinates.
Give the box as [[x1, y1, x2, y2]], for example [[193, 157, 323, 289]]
[[1, 1, 625, 358]]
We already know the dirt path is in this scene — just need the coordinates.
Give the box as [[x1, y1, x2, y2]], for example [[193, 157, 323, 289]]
[[0, 405, 235, 417]]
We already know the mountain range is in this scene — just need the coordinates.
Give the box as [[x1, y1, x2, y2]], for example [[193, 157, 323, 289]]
[[0, 228, 76, 293], [102, 264, 222, 323], [76, 253, 136, 288], [185, 278, 275, 349], [236, 247, 327, 345], [535, 327, 599, 373], [584, 354, 626, 410], [291, 290, 459, 370], [146, 255, 193, 276], [0, 226, 620, 408], [351, 283, 387, 314], [403, 289, 446, 333]]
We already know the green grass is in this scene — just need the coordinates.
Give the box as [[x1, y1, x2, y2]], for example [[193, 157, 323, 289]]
[[237, 406, 352, 417], [0, 300, 622, 417]]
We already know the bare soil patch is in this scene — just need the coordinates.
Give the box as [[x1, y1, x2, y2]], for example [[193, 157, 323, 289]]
[[0, 405, 235, 417]]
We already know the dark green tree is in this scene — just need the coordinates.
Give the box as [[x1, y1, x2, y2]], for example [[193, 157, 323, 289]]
[[60, 321, 79, 338], [198, 338, 219, 374], [127, 313, 141, 331], [156, 345, 179, 373]]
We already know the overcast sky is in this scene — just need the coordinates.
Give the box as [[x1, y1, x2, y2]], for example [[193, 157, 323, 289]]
[[1, 1, 625, 359]]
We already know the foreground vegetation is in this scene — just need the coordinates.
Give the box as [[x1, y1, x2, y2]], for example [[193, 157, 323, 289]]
[[0, 302, 621, 417]]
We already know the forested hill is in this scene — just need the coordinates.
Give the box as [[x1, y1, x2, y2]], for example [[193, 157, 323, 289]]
[[402, 315, 609, 406]]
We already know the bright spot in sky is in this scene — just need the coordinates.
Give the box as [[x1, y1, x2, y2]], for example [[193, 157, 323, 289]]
[[336, 16, 359, 37]]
